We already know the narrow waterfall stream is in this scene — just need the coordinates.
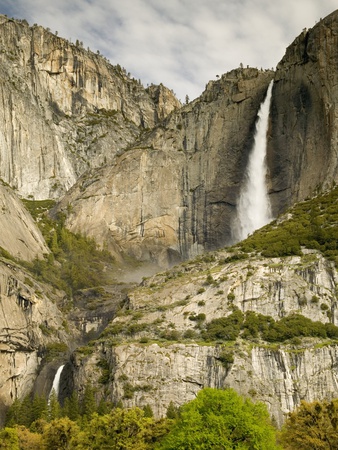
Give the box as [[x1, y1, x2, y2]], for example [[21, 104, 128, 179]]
[[49, 364, 65, 400], [232, 81, 273, 242]]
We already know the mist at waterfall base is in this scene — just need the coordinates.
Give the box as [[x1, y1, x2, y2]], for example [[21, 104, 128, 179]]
[[232, 82, 273, 243], [48, 364, 65, 401]]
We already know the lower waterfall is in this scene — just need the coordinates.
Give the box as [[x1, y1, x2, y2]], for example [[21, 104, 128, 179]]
[[49, 364, 65, 400], [232, 81, 273, 242]]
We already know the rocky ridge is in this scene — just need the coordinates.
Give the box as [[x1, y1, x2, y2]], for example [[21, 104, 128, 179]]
[[56, 68, 274, 266], [0, 258, 75, 423], [0, 181, 48, 260], [1, 9, 338, 429], [0, 15, 180, 199], [67, 249, 338, 426]]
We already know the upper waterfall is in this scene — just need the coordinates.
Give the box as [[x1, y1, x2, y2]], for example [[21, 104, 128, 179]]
[[232, 81, 273, 242]]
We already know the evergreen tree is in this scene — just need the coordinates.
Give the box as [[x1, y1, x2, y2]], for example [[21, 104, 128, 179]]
[[48, 390, 62, 422], [5, 398, 21, 427], [80, 384, 97, 419], [143, 404, 154, 418], [31, 394, 48, 424], [62, 391, 80, 421], [166, 401, 179, 420]]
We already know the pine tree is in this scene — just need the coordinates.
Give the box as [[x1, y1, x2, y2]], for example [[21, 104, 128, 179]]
[[80, 384, 97, 419], [48, 390, 62, 422], [62, 390, 79, 421]]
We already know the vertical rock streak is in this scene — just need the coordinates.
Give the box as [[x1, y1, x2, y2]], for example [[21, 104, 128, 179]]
[[233, 81, 273, 241]]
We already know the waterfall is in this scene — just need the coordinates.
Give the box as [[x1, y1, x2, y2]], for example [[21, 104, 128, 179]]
[[232, 81, 273, 242], [49, 364, 65, 400]]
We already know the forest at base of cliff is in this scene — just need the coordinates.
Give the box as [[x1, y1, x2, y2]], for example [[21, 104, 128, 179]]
[[3, 386, 336, 450]]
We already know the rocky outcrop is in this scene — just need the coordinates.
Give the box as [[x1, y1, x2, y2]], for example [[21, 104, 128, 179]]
[[56, 68, 274, 266], [0, 258, 73, 422], [4, 9, 338, 429], [0, 16, 179, 199], [268, 9, 338, 215], [0, 182, 48, 260], [72, 341, 338, 427], [127, 251, 338, 325], [67, 250, 338, 425]]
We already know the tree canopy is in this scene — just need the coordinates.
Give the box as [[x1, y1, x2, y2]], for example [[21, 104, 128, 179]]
[[156, 387, 279, 450], [279, 399, 338, 449]]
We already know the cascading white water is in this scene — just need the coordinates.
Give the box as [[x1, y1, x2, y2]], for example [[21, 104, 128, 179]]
[[232, 81, 273, 242], [49, 364, 65, 400]]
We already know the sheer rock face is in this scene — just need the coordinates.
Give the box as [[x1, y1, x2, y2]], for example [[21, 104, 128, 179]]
[[95, 343, 338, 427], [0, 182, 48, 260], [56, 8, 338, 266], [0, 260, 70, 422], [56, 69, 274, 266], [69, 252, 338, 426], [268, 9, 338, 215], [0, 16, 180, 199]]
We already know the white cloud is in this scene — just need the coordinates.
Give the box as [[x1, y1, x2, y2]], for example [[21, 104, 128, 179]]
[[1, 0, 337, 100]]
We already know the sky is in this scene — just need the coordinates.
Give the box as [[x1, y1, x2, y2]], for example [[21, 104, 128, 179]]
[[1, 0, 337, 101]]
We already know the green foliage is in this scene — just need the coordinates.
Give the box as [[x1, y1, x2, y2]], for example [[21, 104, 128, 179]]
[[143, 404, 154, 418], [71, 408, 157, 449], [166, 401, 179, 420], [242, 310, 275, 339], [123, 382, 136, 399], [1, 389, 280, 449], [62, 391, 80, 422], [48, 391, 62, 422], [44, 343, 68, 362], [261, 314, 332, 342], [279, 398, 338, 449], [188, 313, 206, 323], [202, 310, 243, 341], [80, 384, 97, 418], [5, 394, 47, 429], [22, 200, 115, 295], [156, 387, 279, 449], [202, 310, 338, 343], [218, 349, 234, 368], [0, 427, 20, 449], [238, 185, 338, 263], [96, 359, 110, 385], [42, 417, 79, 450]]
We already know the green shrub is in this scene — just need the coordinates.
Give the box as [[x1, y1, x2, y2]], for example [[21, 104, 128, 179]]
[[218, 349, 234, 368], [22, 200, 116, 296], [236, 185, 338, 263], [202, 310, 243, 341]]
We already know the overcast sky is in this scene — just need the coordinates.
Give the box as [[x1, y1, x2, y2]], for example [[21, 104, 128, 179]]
[[1, 0, 337, 101]]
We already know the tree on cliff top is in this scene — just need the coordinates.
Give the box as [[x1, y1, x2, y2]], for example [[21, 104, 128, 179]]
[[156, 387, 279, 450]]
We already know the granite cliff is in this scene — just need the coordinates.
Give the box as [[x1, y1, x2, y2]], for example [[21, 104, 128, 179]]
[[65, 249, 338, 426], [269, 10, 338, 214], [0, 15, 180, 200], [56, 10, 338, 266], [56, 68, 274, 266], [1, 10, 338, 428], [0, 257, 74, 423]]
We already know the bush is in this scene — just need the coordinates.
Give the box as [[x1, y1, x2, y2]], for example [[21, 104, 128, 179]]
[[202, 310, 243, 341]]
